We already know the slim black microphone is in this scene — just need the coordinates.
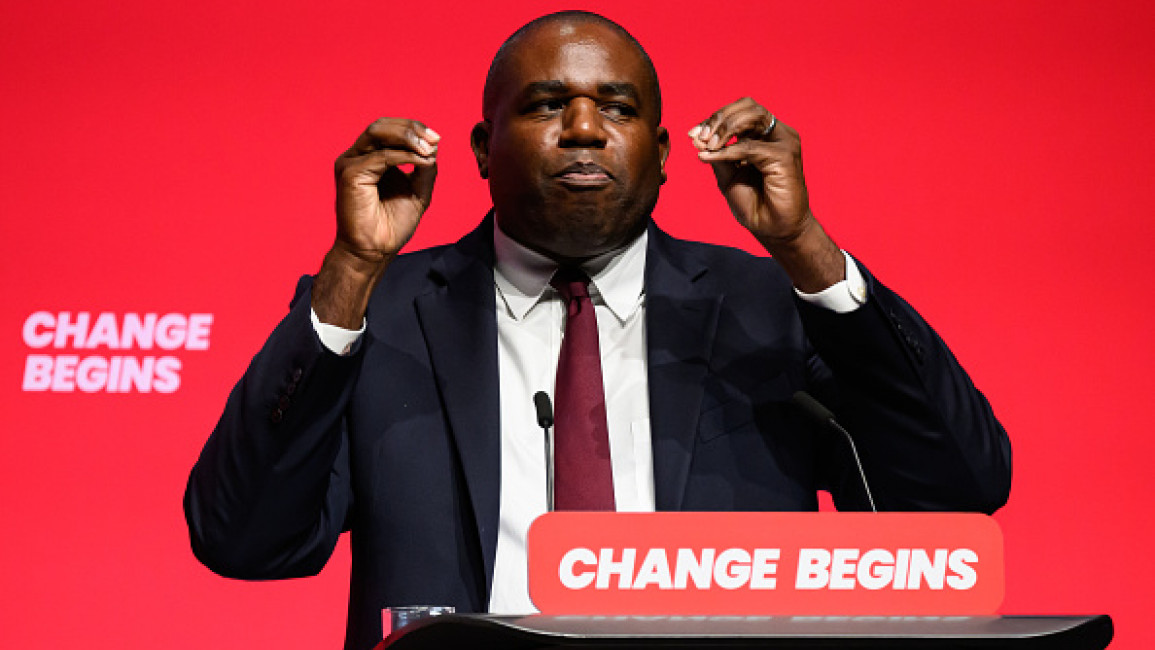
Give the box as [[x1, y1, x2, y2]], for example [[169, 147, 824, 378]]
[[792, 390, 877, 512], [534, 391, 553, 429], [533, 391, 554, 511]]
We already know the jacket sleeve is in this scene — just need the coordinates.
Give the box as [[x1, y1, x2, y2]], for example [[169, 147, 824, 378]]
[[799, 261, 1012, 513], [184, 276, 359, 579]]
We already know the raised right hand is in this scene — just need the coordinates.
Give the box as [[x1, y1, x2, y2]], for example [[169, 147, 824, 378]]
[[313, 119, 439, 329], [333, 117, 440, 264]]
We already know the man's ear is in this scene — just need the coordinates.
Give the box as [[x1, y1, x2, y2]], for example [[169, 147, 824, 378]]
[[657, 126, 670, 184], [470, 121, 491, 179]]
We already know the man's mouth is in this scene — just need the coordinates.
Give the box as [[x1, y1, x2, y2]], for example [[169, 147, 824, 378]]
[[554, 162, 613, 188]]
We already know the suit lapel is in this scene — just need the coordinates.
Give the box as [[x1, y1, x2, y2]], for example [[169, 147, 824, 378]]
[[645, 224, 722, 511], [413, 217, 502, 594], [410, 218, 722, 590]]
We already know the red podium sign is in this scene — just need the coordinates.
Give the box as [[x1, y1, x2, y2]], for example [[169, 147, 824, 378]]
[[527, 512, 1003, 616]]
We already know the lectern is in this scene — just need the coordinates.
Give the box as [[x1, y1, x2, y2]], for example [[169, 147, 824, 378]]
[[376, 614, 1108, 650], [378, 614, 1113, 649], [378, 513, 1113, 649]]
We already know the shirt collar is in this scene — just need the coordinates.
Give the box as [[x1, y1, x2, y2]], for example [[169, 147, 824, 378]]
[[493, 220, 647, 323]]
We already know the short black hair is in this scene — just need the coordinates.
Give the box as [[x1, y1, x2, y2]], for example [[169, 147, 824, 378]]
[[482, 11, 662, 122]]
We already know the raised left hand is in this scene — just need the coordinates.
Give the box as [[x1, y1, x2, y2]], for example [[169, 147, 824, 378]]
[[690, 97, 814, 244], [691, 97, 843, 291]]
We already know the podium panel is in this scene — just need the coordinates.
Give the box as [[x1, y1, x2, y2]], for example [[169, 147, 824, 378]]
[[378, 614, 1113, 649]]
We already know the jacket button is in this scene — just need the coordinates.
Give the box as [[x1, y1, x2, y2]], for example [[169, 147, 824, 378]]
[[270, 408, 283, 424], [292, 367, 303, 382]]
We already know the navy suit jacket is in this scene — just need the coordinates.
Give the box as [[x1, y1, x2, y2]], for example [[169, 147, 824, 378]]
[[185, 216, 1011, 650]]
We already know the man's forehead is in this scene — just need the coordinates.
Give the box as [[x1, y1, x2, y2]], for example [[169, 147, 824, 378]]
[[483, 15, 661, 121], [502, 21, 647, 83]]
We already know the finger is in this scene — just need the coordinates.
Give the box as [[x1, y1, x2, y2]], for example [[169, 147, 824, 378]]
[[364, 118, 440, 152], [689, 97, 754, 141], [704, 106, 773, 150], [337, 148, 437, 184], [697, 143, 801, 188], [347, 118, 441, 158], [688, 116, 799, 153], [696, 140, 791, 165], [690, 97, 767, 150]]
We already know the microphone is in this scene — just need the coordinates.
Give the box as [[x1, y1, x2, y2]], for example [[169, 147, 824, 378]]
[[534, 391, 553, 429], [533, 391, 554, 511], [792, 391, 877, 512]]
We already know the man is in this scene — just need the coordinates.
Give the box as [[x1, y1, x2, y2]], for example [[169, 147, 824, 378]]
[[185, 11, 1011, 650]]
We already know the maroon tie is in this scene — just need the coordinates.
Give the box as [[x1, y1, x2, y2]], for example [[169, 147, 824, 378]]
[[550, 268, 615, 511]]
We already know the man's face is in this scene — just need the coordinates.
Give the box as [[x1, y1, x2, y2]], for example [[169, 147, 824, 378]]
[[473, 21, 669, 262]]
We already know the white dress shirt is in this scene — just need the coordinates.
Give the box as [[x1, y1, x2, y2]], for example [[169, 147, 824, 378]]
[[309, 225, 867, 615], [487, 225, 654, 613]]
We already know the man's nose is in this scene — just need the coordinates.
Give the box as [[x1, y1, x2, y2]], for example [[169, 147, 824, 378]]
[[560, 98, 608, 148]]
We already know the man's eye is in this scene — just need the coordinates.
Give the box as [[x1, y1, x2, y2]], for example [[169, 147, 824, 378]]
[[528, 99, 565, 113], [602, 103, 638, 119]]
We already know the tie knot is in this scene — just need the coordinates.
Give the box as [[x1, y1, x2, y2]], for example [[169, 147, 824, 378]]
[[550, 267, 591, 302]]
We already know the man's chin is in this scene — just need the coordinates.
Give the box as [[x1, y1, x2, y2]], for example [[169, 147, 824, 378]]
[[495, 199, 649, 261], [544, 226, 646, 263]]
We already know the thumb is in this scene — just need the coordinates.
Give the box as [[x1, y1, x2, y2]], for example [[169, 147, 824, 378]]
[[409, 160, 438, 208], [707, 159, 736, 192]]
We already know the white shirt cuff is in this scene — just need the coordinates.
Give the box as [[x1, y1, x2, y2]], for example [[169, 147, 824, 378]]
[[794, 250, 868, 314], [310, 308, 365, 356]]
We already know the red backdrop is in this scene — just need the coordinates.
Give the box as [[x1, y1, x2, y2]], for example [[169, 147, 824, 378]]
[[3, 0, 1152, 647]]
